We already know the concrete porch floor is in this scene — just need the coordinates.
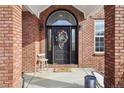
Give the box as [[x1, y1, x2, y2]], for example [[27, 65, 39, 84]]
[[23, 68, 97, 88]]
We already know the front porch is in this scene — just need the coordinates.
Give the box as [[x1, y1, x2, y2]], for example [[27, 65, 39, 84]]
[[23, 68, 103, 88]]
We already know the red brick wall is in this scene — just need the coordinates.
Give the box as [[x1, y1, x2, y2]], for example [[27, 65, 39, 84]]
[[114, 5, 124, 87], [22, 11, 40, 72], [12, 5, 22, 88], [104, 5, 124, 88], [104, 5, 115, 88], [0, 5, 22, 87], [79, 8, 104, 72]]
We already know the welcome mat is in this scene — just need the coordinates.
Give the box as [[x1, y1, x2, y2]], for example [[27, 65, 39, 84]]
[[54, 67, 71, 72]]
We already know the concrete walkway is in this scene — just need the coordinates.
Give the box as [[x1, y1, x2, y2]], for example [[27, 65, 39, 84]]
[[23, 68, 97, 88]]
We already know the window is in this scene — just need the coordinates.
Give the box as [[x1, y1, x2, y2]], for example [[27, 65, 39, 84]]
[[72, 29, 76, 51], [94, 20, 104, 53], [47, 28, 52, 51], [46, 10, 77, 26]]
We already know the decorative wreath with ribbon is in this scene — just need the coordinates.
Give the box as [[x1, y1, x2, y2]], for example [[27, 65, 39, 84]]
[[56, 30, 68, 49]]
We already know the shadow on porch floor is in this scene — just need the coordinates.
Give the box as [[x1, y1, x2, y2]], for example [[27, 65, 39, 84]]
[[23, 68, 100, 88]]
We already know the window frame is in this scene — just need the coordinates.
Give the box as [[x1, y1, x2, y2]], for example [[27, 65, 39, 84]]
[[94, 19, 104, 54]]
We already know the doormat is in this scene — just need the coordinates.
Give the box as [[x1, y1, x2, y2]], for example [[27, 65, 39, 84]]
[[54, 67, 71, 72]]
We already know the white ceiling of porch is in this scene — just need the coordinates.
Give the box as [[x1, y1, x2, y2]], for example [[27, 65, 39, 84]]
[[23, 5, 103, 18]]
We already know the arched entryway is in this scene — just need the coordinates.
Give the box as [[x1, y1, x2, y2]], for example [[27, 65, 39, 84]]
[[46, 10, 78, 65]]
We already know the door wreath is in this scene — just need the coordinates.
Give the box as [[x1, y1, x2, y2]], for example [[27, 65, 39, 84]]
[[56, 30, 68, 49]]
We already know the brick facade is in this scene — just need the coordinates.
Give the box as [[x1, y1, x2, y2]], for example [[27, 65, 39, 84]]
[[80, 8, 104, 72], [1, 5, 124, 88], [22, 11, 40, 72], [0, 5, 22, 87], [104, 5, 124, 87], [22, 5, 104, 72]]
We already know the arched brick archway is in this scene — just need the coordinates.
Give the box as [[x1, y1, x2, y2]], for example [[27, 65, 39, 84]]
[[40, 5, 84, 26], [39, 5, 84, 67]]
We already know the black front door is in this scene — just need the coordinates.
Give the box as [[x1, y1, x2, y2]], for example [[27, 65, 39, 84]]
[[53, 27, 70, 64], [46, 10, 78, 65], [46, 26, 77, 64]]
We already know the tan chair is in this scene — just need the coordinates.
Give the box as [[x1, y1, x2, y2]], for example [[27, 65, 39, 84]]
[[37, 53, 48, 72]]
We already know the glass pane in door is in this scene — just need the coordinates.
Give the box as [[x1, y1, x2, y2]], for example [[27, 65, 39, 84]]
[[71, 28, 77, 64], [47, 28, 52, 64]]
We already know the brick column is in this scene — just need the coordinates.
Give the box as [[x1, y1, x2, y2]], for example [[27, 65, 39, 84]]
[[104, 5, 124, 87], [0, 6, 22, 87]]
